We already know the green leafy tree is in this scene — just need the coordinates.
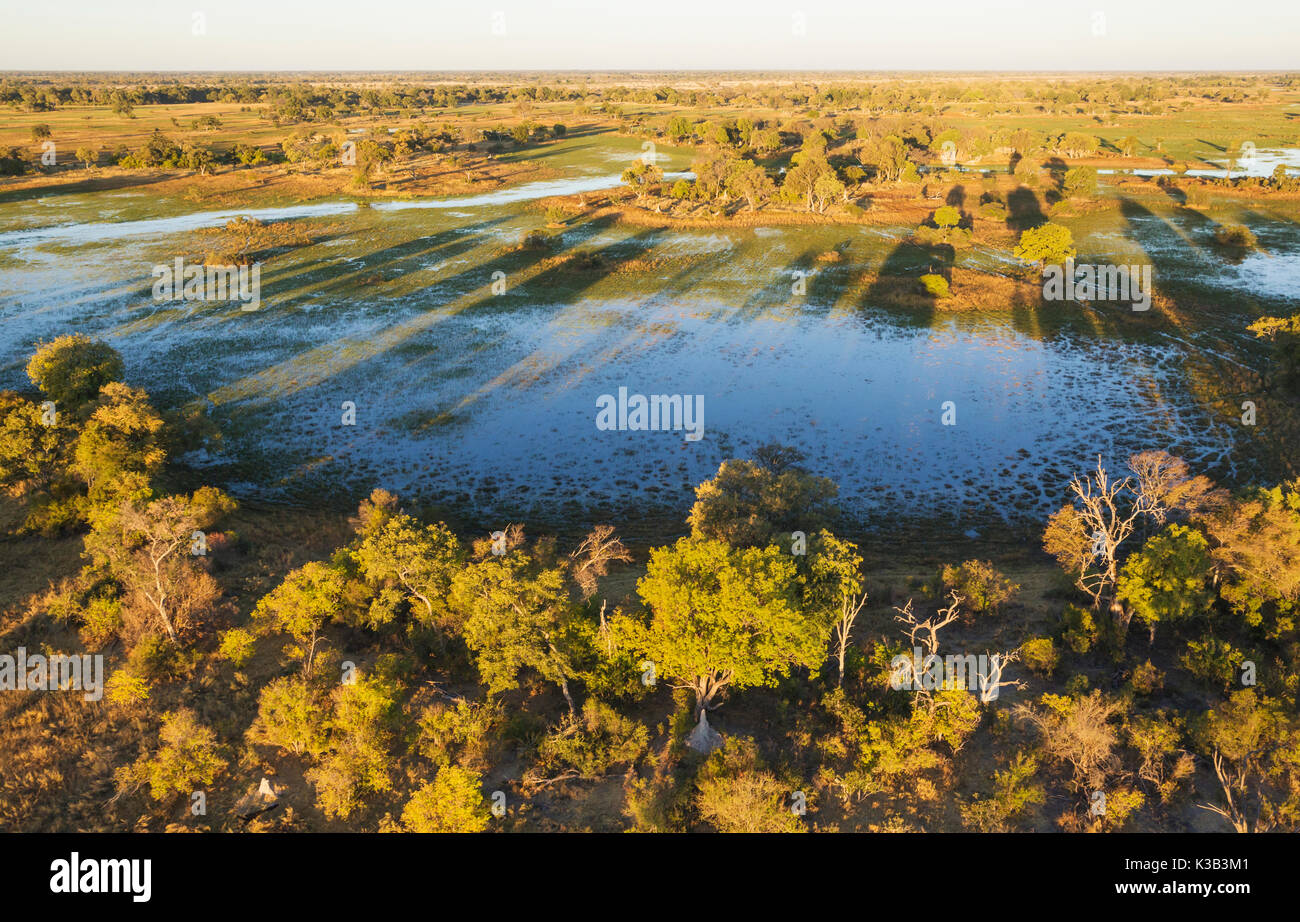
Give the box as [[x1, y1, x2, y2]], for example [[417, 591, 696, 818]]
[[1193, 690, 1300, 832], [247, 676, 331, 759], [1116, 524, 1214, 641], [1014, 222, 1076, 267], [253, 561, 351, 676], [628, 536, 817, 716], [450, 541, 586, 713], [116, 709, 227, 800], [307, 676, 400, 820], [687, 447, 838, 548], [26, 334, 124, 412], [355, 513, 464, 638], [933, 205, 961, 228], [725, 159, 775, 211], [1201, 482, 1300, 635]]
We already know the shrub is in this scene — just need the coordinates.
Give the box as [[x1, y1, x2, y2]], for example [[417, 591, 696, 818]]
[[1181, 635, 1247, 690], [115, 709, 226, 800], [534, 700, 649, 780], [218, 627, 257, 667], [1213, 223, 1257, 250], [1020, 637, 1058, 677], [1128, 659, 1165, 696], [401, 766, 490, 832], [416, 698, 502, 771], [940, 560, 1018, 614], [918, 273, 950, 298], [1061, 603, 1099, 654]]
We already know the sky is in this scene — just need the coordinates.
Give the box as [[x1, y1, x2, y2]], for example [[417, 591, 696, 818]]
[[2, 0, 1297, 72]]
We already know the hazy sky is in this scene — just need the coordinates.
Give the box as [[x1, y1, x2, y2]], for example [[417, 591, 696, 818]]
[[3, 1, 1297, 72]]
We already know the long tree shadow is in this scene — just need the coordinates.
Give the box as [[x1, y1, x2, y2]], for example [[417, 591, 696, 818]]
[[1005, 185, 1047, 233], [0, 170, 177, 206]]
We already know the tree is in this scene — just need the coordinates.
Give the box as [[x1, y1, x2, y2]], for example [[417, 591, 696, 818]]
[[933, 205, 961, 229], [725, 159, 775, 211], [620, 161, 663, 201], [1014, 222, 1075, 267], [0, 391, 73, 499], [116, 709, 227, 801], [1200, 481, 1300, 635], [1193, 690, 1300, 832], [450, 540, 585, 714], [91, 488, 234, 644], [307, 676, 399, 820], [75, 146, 98, 169], [1061, 165, 1098, 198], [355, 513, 464, 638], [246, 676, 330, 759], [690, 150, 738, 202], [811, 172, 847, 212], [1043, 454, 1198, 632], [401, 767, 490, 832], [804, 531, 866, 686], [253, 560, 350, 676], [781, 142, 836, 212], [1116, 524, 1214, 642], [1015, 691, 1138, 826], [71, 382, 166, 516], [960, 751, 1045, 831], [939, 560, 1018, 615], [695, 739, 804, 833], [687, 448, 838, 548], [856, 134, 909, 183], [569, 524, 632, 600], [629, 536, 816, 717], [26, 334, 124, 411]]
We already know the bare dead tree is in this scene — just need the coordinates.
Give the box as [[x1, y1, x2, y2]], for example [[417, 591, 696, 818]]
[[570, 524, 632, 600], [1128, 450, 1221, 529], [975, 649, 1026, 704], [1197, 749, 1273, 833], [892, 592, 963, 713], [832, 590, 868, 687]]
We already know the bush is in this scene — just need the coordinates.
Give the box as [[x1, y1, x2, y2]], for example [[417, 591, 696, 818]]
[[940, 560, 1018, 614], [218, 627, 257, 667], [534, 700, 648, 780], [1181, 635, 1247, 690], [1061, 603, 1099, 654], [918, 273, 950, 298], [1213, 223, 1257, 250], [115, 709, 226, 800], [401, 766, 490, 832], [1020, 637, 1058, 677], [416, 698, 502, 771], [1128, 659, 1165, 696], [80, 596, 124, 650]]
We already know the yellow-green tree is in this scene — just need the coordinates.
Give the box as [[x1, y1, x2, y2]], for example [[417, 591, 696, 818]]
[[629, 536, 817, 716], [401, 767, 490, 832]]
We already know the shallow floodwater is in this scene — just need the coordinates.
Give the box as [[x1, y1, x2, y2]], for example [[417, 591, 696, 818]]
[[0, 140, 1290, 530]]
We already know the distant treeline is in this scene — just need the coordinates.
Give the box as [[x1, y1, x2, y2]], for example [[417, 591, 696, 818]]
[[2, 73, 1293, 120]]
